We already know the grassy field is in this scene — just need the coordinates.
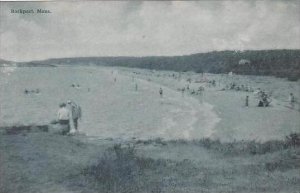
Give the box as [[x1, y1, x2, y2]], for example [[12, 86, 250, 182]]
[[0, 128, 299, 193]]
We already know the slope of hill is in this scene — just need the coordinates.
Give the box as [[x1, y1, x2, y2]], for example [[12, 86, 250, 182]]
[[23, 49, 300, 80], [0, 58, 14, 66], [0, 58, 56, 67]]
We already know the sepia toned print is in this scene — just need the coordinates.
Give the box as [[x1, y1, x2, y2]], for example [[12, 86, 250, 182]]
[[0, 1, 299, 193]]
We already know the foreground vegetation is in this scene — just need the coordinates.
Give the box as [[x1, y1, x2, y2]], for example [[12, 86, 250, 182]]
[[0, 127, 299, 193]]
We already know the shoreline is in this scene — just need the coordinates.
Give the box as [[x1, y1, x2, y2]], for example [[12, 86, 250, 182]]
[[1, 66, 299, 142], [119, 67, 299, 142]]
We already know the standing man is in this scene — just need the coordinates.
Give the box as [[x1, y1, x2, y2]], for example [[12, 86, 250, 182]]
[[67, 100, 82, 132], [57, 103, 71, 135], [245, 96, 249, 107], [289, 93, 295, 109], [198, 86, 204, 103], [159, 88, 163, 98], [181, 87, 185, 97]]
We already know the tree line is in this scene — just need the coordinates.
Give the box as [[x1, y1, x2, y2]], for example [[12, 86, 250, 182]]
[[26, 49, 300, 80]]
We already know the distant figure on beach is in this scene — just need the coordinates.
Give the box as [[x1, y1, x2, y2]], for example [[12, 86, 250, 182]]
[[181, 87, 185, 97], [245, 96, 249, 107], [198, 86, 204, 103], [258, 92, 271, 107], [67, 100, 82, 132], [71, 84, 80, 89], [289, 93, 295, 109], [262, 93, 270, 107], [254, 88, 262, 96], [24, 88, 41, 95], [258, 100, 263, 107], [159, 87, 163, 97], [212, 80, 216, 87], [57, 103, 71, 135], [135, 83, 138, 91], [198, 86, 204, 93]]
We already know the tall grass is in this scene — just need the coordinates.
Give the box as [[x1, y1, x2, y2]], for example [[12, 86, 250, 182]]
[[81, 144, 203, 193], [81, 144, 165, 193], [163, 133, 300, 156]]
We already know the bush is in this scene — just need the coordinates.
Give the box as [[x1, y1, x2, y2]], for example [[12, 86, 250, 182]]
[[82, 144, 138, 192], [81, 143, 203, 193], [82, 144, 166, 193], [285, 133, 300, 147]]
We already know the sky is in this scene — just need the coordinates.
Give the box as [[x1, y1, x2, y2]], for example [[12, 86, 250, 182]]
[[0, 1, 299, 62]]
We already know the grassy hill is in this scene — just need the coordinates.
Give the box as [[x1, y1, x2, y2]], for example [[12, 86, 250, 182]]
[[0, 127, 299, 193], [0, 58, 14, 66], [27, 49, 300, 80], [0, 58, 55, 67]]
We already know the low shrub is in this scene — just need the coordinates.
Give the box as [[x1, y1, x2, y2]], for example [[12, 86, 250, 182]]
[[81, 144, 202, 193], [166, 133, 300, 156], [196, 133, 300, 156], [82, 144, 166, 193]]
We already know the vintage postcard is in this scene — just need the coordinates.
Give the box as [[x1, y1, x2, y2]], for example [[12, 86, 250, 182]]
[[0, 1, 299, 193]]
